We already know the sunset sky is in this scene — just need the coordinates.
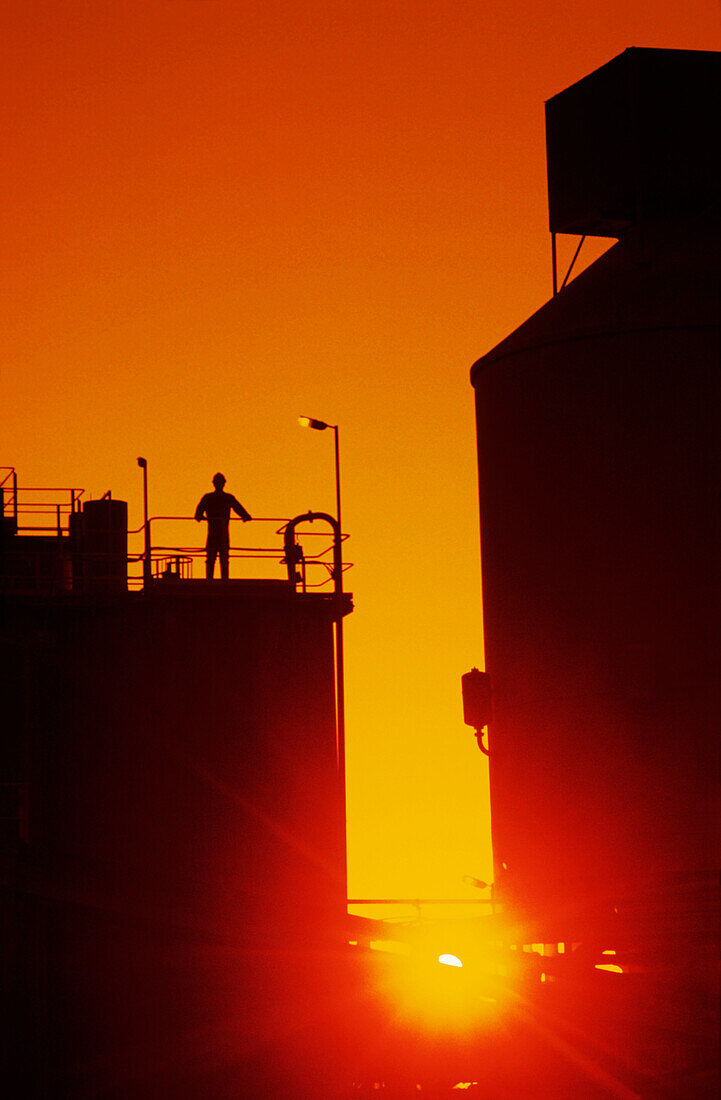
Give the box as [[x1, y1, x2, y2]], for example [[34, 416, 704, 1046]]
[[3, 1, 719, 906]]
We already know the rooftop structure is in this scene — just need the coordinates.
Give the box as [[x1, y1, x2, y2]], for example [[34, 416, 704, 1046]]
[[1, 467, 353, 1097]]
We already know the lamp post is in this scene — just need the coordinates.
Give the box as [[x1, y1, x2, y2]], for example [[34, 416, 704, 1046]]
[[137, 457, 151, 587], [297, 417, 341, 544], [298, 416, 347, 898]]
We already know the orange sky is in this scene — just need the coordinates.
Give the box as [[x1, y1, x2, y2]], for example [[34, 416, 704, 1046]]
[[3, 1, 719, 906]]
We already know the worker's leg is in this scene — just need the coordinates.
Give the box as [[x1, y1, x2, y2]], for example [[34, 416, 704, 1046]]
[[219, 545, 230, 580], [206, 545, 218, 579]]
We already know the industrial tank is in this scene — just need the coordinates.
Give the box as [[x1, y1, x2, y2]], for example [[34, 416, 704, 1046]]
[[2, 579, 350, 1098], [471, 50, 720, 946], [71, 496, 128, 592]]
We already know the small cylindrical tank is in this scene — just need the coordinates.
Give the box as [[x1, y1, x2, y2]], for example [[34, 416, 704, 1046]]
[[72, 497, 128, 593]]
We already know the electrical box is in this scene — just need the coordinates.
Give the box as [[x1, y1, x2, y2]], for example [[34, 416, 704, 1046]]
[[461, 668, 492, 730]]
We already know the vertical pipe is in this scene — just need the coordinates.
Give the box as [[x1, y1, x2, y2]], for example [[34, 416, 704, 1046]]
[[138, 458, 151, 587], [332, 426, 347, 903], [144, 517, 151, 585], [333, 425, 342, 543], [284, 508, 349, 902], [334, 605, 347, 900], [551, 231, 558, 296]]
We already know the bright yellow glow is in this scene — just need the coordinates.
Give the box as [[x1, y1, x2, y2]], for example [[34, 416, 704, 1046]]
[[369, 939, 411, 956], [366, 922, 508, 1034], [597, 950, 621, 971], [373, 953, 498, 1033], [297, 417, 311, 429]]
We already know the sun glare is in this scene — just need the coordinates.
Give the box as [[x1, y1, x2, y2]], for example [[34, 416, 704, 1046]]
[[362, 925, 507, 1035]]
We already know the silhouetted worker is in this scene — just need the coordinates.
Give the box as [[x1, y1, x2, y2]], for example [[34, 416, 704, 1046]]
[[194, 473, 252, 580]]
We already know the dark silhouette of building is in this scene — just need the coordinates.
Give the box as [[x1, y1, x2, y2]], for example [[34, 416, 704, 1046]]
[[471, 48, 720, 1095], [0, 484, 352, 1098]]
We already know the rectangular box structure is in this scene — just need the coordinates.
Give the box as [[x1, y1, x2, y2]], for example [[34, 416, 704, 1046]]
[[546, 48, 721, 236]]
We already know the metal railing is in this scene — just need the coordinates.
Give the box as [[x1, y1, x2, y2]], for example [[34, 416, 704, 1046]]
[[348, 897, 496, 922], [1, 468, 84, 537], [0, 467, 18, 527], [129, 515, 350, 591], [2, 480, 351, 594]]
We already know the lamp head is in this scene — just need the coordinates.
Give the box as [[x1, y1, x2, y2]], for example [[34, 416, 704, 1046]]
[[298, 416, 329, 431], [137, 457, 147, 469]]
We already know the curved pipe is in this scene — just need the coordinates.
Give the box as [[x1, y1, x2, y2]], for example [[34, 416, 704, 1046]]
[[283, 511, 342, 593], [476, 728, 490, 756], [283, 510, 348, 897]]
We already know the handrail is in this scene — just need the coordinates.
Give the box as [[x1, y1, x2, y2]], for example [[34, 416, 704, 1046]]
[[347, 897, 497, 922], [2, 479, 85, 538], [0, 467, 18, 527], [130, 515, 351, 591], [348, 898, 494, 906], [3, 486, 85, 494], [2, 504, 353, 593]]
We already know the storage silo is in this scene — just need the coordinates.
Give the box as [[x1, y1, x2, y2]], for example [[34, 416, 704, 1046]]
[[471, 48, 720, 949]]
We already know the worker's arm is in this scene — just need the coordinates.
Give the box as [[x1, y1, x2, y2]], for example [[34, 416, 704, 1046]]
[[230, 496, 252, 522], [194, 496, 207, 522]]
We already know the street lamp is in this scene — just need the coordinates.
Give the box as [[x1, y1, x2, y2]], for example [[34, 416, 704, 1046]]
[[297, 417, 342, 543], [298, 415, 347, 897]]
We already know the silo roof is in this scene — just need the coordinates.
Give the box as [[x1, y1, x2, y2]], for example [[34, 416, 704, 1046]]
[[470, 209, 720, 384]]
